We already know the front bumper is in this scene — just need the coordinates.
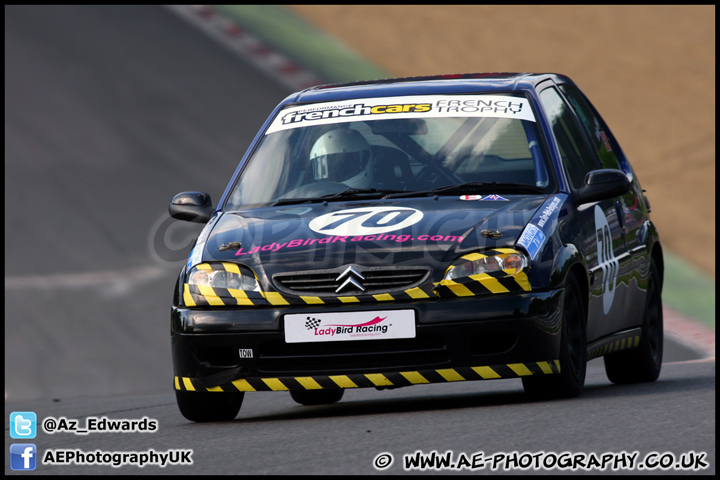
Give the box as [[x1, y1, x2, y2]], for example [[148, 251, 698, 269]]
[[171, 288, 564, 393]]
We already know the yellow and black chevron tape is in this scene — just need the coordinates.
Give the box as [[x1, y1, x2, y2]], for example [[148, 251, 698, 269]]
[[434, 248, 531, 297], [175, 360, 560, 393], [184, 249, 531, 307], [183, 281, 437, 307], [587, 333, 641, 360]]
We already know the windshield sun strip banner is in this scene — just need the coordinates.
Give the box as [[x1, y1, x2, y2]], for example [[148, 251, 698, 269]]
[[265, 95, 536, 134]]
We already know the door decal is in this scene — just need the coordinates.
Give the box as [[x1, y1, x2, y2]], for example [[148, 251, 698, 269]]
[[594, 205, 619, 314]]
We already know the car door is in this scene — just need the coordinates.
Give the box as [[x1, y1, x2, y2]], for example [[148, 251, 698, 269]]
[[537, 84, 631, 342], [558, 83, 648, 328]]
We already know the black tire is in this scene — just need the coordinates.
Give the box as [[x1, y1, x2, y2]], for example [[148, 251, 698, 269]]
[[604, 260, 663, 384], [290, 389, 344, 406], [175, 390, 244, 422], [523, 274, 587, 399]]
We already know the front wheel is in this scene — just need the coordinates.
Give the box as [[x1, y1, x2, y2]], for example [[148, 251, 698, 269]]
[[175, 390, 244, 422], [523, 274, 587, 399], [604, 259, 663, 384]]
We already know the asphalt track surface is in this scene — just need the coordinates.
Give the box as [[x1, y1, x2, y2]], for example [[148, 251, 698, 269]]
[[4, 5, 715, 475]]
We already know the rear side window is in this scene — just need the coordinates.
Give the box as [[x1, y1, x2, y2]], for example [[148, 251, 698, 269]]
[[539, 87, 598, 189]]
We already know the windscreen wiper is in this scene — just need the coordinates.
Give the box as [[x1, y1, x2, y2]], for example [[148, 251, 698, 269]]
[[271, 197, 321, 207], [318, 187, 405, 201], [384, 181, 546, 199], [272, 188, 405, 206]]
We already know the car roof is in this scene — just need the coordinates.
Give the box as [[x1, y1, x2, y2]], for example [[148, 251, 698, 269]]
[[283, 72, 574, 105]]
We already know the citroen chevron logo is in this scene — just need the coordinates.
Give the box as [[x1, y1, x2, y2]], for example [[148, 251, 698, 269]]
[[335, 266, 366, 293]]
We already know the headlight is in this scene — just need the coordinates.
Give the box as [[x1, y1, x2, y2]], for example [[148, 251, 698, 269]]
[[443, 250, 528, 281], [187, 263, 260, 292]]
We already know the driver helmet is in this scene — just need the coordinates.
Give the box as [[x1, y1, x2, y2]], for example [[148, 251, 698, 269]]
[[310, 129, 374, 188]]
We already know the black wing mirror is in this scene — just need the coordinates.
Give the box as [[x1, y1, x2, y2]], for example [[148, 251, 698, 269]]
[[576, 169, 630, 205], [168, 191, 213, 223]]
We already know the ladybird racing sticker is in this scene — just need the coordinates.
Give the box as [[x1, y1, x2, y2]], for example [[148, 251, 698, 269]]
[[265, 95, 536, 134], [285, 310, 416, 343]]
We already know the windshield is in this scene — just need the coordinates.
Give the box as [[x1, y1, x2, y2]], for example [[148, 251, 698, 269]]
[[225, 94, 555, 209]]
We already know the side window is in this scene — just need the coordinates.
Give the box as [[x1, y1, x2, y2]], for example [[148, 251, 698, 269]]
[[539, 87, 598, 189], [559, 84, 622, 171]]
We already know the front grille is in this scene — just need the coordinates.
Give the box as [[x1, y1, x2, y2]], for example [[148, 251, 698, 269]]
[[257, 334, 448, 373], [273, 265, 431, 296]]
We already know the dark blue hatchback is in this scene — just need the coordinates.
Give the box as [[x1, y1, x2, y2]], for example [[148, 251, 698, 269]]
[[168, 73, 663, 422]]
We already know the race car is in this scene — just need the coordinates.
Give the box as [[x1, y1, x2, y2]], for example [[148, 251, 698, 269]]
[[169, 73, 663, 422]]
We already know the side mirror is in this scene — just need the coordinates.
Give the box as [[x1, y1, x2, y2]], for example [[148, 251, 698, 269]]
[[169, 191, 213, 223], [576, 169, 630, 205]]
